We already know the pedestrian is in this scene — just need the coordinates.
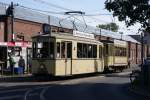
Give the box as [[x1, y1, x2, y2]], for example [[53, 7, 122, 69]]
[[18, 56, 25, 74], [28, 55, 32, 73], [8, 55, 15, 75]]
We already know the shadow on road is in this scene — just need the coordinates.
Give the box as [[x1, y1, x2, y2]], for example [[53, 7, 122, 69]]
[[0, 71, 132, 83], [0, 73, 104, 83], [104, 73, 130, 78]]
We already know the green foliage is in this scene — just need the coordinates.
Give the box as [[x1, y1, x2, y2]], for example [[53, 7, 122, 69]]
[[97, 22, 119, 32], [105, 0, 150, 30]]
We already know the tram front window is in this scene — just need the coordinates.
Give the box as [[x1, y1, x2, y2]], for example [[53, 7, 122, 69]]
[[33, 42, 54, 59], [37, 42, 49, 58]]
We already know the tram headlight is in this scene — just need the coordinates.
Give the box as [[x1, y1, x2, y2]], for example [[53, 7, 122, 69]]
[[38, 63, 48, 74], [39, 64, 45, 69]]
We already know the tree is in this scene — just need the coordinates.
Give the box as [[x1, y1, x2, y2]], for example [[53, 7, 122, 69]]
[[105, 0, 150, 31], [97, 22, 119, 32]]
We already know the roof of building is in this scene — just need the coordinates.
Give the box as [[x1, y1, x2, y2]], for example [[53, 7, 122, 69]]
[[130, 34, 150, 44], [0, 3, 7, 15], [0, 3, 140, 44]]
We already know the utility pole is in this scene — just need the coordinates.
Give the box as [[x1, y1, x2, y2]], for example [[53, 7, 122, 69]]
[[119, 32, 123, 40], [99, 28, 101, 41], [6, 2, 14, 41], [10, 2, 14, 42], [10, 2, 14, 76], [141, 32, 144, 68], [6, 2, 15, 75]]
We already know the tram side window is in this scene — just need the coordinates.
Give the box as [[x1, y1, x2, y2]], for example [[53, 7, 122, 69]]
[[57, 42, 60, 58], [67, 43, 72, 58], [61, 42, 66, 58], [33, 42, 37, 58], [99, 46, 102, 58], [88, 45, 92, 58], [115, 47, 127, 56], [104, 44, 109, 56], [110, 45, 114, 56], [83, 44, 87, 58], [115, 47, 119, 56], [93, 45, 97, 58], [124, 48, 127, 56], [50, 42, 54, 59], [77, 43, 97, 58], [77, 43, 83, 58]]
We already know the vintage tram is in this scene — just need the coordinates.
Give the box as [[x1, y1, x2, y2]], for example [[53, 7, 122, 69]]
[[32, 31, 104, 76], [103, 39, 128, 72]]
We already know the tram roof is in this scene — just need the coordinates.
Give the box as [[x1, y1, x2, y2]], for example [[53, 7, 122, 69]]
[[0, 3, 140, 44], [32, 33, 103, 45]]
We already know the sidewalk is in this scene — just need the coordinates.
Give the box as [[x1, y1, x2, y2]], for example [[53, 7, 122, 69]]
[[0, 74, 34, 82]]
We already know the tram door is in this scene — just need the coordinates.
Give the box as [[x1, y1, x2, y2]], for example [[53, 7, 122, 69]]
[[62, 41, 72, 75], [104, 44, 109, 67]]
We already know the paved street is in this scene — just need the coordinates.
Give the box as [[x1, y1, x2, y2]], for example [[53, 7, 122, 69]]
[[0, 71, 147, 100]]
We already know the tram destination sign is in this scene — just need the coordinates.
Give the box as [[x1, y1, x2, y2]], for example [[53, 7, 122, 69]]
[[73, 31, 94, 39], [114, 39, 127, 47]]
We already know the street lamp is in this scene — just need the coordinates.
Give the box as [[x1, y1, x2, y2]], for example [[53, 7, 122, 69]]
[[99, 28, 101, 41], [119, 32, 123, 40], [141, 32, 144, 67]]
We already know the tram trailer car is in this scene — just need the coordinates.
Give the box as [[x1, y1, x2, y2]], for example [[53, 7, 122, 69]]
[[103, 39, 128, 72], [31, 33, 104, 76]]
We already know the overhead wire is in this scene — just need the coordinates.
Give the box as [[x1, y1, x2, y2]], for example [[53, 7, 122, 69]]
[[33, 0, 73, 11], [0, 1, 116, 30], [18, 5, 65, 15]]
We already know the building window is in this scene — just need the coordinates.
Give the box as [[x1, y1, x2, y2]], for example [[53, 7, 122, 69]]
[[8, 47, 22, 57]]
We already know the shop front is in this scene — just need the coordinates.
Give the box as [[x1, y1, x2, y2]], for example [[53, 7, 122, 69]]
[[0, 42, 32, 75]]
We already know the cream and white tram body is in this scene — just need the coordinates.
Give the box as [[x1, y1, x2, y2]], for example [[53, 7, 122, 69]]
[[32, 32, 104, 76]]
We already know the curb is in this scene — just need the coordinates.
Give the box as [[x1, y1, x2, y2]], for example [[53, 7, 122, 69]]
[[0, 76, 34, 82], [128, 86, 150, 98], [0, 75, 50, 82]]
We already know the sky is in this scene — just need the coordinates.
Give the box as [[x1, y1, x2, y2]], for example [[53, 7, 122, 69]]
[[1, 0, 141, 35]]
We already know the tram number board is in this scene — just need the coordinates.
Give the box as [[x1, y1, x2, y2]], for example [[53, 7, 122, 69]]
[[43, 24, 51, 34], [73, 31, 94, 39]]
